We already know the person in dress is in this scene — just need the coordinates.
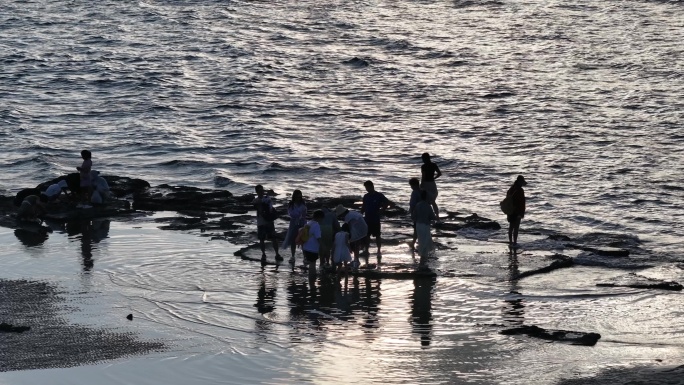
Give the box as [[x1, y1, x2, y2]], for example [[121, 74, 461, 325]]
[[332, 223, 352, 277], [301, 210, 324, 279], [408, 177, 421, 250], [253, 184, 282, 262], [334, 204, 368, 269], [76, 150, 93, 203], [361, 180, 390, 257], [420, 152, 442, 218], [506, 175, 527, 246], [414, 190, 436, 267], [281, 189, 307, 265]]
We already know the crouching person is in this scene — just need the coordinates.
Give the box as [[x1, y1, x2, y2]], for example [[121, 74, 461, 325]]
[[17, 194, 48, 222], [41, 180, 69, 203], [301, 210, 324, 279], [90, 171, 111, 204]]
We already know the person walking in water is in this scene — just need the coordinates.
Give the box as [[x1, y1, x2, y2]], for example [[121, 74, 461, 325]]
[[301, 210, 324, 279], [253, 184, 282, 262], [414, 189, 436, 268], [281, 189, 307, 265], [408, 177, 421, 250], [506, 175, 527, 246], [361, 180, 390, 258], [420, 153, 442, 218]]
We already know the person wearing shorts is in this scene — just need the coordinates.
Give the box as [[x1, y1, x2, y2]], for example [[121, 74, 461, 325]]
[[253, 184, 282, 262], [301, 210, 324, 278], [361, 180, 389, 257]]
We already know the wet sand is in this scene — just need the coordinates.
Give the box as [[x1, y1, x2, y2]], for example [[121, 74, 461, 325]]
[[0, 203, 682, 384], [0, 279, 164, 372]]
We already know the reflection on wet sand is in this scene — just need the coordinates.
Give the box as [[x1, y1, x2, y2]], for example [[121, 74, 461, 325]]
[[411, 276, 435, 347], [14, 228, 50, 247], [14, 220, 53, 247], [503, 248, 525, 327], [284, 275, 383, 338], [254, 272, 278, 337], [66, 220, 110, 271]]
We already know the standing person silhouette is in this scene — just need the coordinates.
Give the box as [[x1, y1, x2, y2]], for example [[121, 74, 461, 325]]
[[420, 153, 441, 218], [361, 180, 389, 258], [506, 175, 527, 246], [253, 185, 282, 262], [281, 189, 307, 265], [76, 150, 93, 205], [408, 177, 421, 250]]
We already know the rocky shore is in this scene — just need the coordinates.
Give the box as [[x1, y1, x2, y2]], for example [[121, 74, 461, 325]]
[[1, 173, 682, 373]]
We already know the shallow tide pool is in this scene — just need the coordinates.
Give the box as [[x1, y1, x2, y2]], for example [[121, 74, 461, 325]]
[[0, 214, 682, 385]]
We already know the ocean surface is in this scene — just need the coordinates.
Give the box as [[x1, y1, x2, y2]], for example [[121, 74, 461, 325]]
[[1, 0, 683, 384]]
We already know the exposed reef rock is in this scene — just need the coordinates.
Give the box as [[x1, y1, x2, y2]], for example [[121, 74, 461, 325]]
[[597, 273, 682, 291], [501, 325, 601, 346], [567, 245, 630, 257]]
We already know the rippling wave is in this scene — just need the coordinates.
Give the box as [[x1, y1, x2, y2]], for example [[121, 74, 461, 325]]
[[0, 2, 683, 380]]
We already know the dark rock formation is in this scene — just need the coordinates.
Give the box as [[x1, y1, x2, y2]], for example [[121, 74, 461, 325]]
[[0, 322, 31, 333], [567, 244, 630, 257], [597, 273, 682, 291], [133, 184, 243, 213], [501, 325, 601, 346]]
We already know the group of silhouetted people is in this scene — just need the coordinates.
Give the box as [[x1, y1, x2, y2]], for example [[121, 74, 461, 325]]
[[16, 150, 112, 222], [252, 152, 527, 277]]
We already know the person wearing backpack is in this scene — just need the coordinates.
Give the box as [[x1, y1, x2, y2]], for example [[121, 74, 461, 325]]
[[301, 210, 324, 278], [253, 184, 282, 262], [505, 175, 527, 246]]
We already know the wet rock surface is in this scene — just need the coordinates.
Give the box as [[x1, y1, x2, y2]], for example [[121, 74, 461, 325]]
[[597, 273, 683, 291], [0, 279, 165, 372], [1, 174, 675, 359], [500, 325, 601, 346]]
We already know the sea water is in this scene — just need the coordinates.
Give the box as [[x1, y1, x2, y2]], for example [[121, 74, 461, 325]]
[[1, 0, 683, 383]]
